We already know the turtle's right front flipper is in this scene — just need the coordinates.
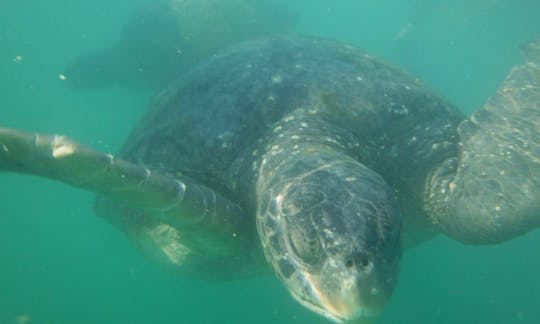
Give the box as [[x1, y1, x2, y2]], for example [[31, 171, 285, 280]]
[[0, 127, 249, 257], [424, 39, 540, 244]]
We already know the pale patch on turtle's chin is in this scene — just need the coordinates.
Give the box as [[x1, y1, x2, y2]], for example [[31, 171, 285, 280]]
[[288, 270, 378, 323]]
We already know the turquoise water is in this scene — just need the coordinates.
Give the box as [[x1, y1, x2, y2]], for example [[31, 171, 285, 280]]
[[1, 0, 540, 323]]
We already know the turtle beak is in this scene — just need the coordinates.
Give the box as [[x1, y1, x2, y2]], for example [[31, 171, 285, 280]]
[[295, 271, 387, 323]]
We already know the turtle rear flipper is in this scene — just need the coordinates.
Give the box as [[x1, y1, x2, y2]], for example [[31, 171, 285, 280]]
[[0, 127, 250, 257], [425, 39, 540, 243]]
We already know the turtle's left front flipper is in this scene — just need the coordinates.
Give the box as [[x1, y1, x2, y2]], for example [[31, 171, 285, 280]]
[[0, 127, 249, 256], [425, 39, 540, 244]]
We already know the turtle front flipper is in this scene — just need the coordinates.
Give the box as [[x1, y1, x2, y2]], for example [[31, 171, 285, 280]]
[[0, 127, 250, 257], [424, 39, 540, 244]]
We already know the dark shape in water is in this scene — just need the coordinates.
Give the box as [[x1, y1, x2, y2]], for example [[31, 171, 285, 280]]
[[1, 36, 540, 322], [64, 0, 295, 91]]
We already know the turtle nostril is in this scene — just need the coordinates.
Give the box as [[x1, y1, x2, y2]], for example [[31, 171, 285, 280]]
[[344, 254, 371, 270], [359, 255, 370, 268]]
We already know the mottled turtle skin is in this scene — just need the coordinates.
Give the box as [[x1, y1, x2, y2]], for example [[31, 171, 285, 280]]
[[1, 36, 539, 322]]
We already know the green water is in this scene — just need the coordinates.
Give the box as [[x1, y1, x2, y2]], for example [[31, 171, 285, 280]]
[[1, 0, 539, 323]]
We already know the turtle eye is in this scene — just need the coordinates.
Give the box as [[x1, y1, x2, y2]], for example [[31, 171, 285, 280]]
[[287, 229, 322, 266]]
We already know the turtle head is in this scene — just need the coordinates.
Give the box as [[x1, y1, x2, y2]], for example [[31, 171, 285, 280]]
[[257, 160, 401, 322], [285, 224, 400, 323]]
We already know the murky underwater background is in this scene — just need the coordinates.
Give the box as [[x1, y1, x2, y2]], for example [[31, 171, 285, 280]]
[[1, 0, 540, 323]]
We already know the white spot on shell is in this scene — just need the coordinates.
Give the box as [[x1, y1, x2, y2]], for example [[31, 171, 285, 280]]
[[271, 74, 283, 84], [283, 115, 295, 122]]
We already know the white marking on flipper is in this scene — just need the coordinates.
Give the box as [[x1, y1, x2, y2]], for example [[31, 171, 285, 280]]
[[52, 136, 75, 158], [176, 180, 186, 202]]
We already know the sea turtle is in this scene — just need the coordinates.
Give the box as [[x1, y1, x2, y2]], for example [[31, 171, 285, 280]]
[[1, 36, 540, 322], [64, 0, 294, 90]]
